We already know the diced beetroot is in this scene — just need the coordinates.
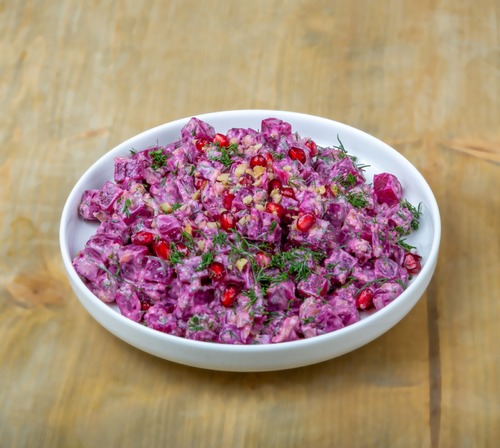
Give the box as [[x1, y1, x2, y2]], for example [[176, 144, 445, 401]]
[[373, 173, 403, 206], [115, 284, 142, 322], [156, 214, 182, 239], [297, 274, 329, 297]]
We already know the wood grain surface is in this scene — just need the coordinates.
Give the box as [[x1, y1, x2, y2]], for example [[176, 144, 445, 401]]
[[1, 0, 499, 446]]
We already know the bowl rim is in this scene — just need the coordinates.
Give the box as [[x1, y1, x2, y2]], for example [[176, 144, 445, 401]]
[[59, 109, 441, 354]]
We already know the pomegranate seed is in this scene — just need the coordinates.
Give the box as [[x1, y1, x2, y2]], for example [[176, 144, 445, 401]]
[[281, 187, 296, 200], [221, 285, 239, 308], [176, 243, 189, 257], [239, 173, 253, 186], [195, 177, 207, 189], [153, 239, 170, 260], [220, 211, 237, 231], [213, 133, 230, 148], [265, 152, 274, 165], [208, 261, 225, 280], [403, 253, 422, 274], [131, 230, 155, 246], [296, 212, 316, 232], [265, 202, 285, 218], [356, 288, 374, 310], [268, 178, 283, 192], [305, 139, 318, 157], [195, 138, 210, 151], [140, 299, 152, 312], [255, 251, 271, 268], [222, 190, 235, 209], [250, 154, 267, 168], [288, 147, 307, 164]]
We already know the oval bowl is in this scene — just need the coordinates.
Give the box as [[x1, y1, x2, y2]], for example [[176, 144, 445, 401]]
[[60, 110, 440, 372]]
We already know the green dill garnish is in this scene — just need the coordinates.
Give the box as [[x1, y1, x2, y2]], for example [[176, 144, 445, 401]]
[[397, 238, 417, 251], [302, 316, 315, 325], [355, 277, 389, 295], [209, 144, 238, 168], [346, 191, 368, 209], [171, 202, 182, 212], [334, 135, 348, 158], [213, 230, 228, 247], [242, 289, 259, 309], [269, 221, 277, 232], [198, 251, 215, 270], [288, 174, 304, 188], [252, 267, 288, 293], [338, 173, 357, 189], [355, 163, 370, 171], [122, 198, 131, 217], [394, 225, 406, 236], [168, 242, 184, 265], [270, 150, 285, 160], [401, 200, 422, 231], [187, 315, 204, 332], [181, 231, 195, 250], [129, 148, 137, 155], [270, 247, 323, 283], [149, 148, 166, 170]]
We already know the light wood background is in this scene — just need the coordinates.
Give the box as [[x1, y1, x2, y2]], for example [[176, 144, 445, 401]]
[[1, 1, 499, 446]]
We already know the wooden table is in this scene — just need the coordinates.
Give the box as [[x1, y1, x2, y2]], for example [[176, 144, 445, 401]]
[[1, 1, 499, 446]]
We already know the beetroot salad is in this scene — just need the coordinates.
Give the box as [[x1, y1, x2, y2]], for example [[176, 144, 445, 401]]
[[73, 117, 423, 344]]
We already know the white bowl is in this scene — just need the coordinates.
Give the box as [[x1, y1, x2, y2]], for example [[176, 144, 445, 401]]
[[60, 110, 441, 372]]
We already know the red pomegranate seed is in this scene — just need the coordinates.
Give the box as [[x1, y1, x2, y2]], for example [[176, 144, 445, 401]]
[[131, 230, 155, 246], [305, 139, 318, 157], [268, 178, 283, 192], [250, 154, 267, 168], [176, 243, 189, 257], [296, 212, 316, 232], [222, 190, 235, 209], [220, 211, 237, 231], [213, 133, 230, 148], [221, 285, 239, 307], [153, 239, 170, 260], [195, 177, 207, 189], [255, 251, 271, 268], [239, 173, 253, 186], [265, 202, 285, 218], [140, 299, 152, 311], [403, 253, 422, 274], [356, 288, 374, 310], [281, 187, 296, 200], [208, 261, 225, 280], [288, 147, 307, 164], [265, 152, 274, 165], [195, 138, 210, 151]]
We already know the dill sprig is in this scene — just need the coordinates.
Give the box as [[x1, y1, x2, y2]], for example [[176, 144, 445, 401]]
[[401, 200, 423, 231], [346, 191, 368, 209], [397, 238, 417, 252], [197, 251, 215, 270], [168, 242, 184, 265], [122, 198, 132, 217], [270, 247, 323, 283], [209, 144, 238, 168], [149, 148, 167, 170], [213, 230, 228, 247], [187, 315, 204, 332]]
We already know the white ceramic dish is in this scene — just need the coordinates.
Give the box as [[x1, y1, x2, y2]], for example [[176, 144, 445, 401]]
[[60, 110, 441, 372]]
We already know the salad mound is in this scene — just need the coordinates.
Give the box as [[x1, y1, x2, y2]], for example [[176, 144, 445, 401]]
[[73, 117, 423, 344]]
